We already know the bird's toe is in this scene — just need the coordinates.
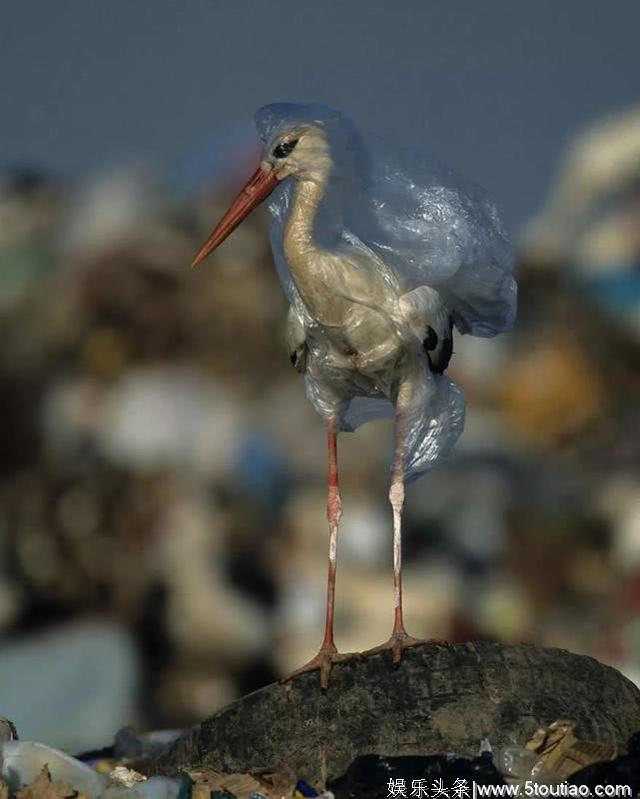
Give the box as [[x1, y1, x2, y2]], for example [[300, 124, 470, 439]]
[[281, 645, 360, 690], [363, 631, 440, 664]]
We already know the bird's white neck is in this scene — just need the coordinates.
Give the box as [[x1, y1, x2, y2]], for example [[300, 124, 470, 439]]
[[284, 174, 327, 258], [283, 170, 341, 321]]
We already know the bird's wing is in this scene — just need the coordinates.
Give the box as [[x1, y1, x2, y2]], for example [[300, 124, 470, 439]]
[[398, 286, 454, 373], [286, 305, 308, 373], [361, 158, 517, 338]]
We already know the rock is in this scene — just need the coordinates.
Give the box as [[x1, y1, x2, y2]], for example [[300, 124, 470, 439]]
[[156, 642, 640, 786]]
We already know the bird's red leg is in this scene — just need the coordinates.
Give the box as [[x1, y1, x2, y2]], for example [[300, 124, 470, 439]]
[[363, 409, 430, 664], [282, 419, 359, 689]]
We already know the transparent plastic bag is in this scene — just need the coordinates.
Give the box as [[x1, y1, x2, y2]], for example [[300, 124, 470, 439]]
[[256, 103, 516, 480]]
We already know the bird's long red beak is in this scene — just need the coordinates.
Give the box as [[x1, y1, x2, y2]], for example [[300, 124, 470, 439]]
[[192, 166, 280, 267]]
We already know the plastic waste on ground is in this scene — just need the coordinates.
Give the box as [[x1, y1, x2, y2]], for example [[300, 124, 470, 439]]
[[1, 741, 109, 797]]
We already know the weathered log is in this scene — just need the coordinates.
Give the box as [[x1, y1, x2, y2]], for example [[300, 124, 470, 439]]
[[157, 642, 640, 786]]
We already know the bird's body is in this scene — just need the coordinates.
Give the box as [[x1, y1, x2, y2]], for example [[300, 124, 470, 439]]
[[267, 115, 472, 481], [283, 228, 454, 430], [193, 103, 516, 687]]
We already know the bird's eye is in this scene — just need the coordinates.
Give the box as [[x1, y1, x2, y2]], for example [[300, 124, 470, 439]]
[[272, 138, 299, 159]]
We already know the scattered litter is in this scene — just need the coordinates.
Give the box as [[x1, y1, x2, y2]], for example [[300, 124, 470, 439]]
[[14, 765, 91, 799], [108, 766, 147, 788], [568, 731, 640, 793], [524, 720, 617, 780], [187, 768, 275, 799], [1, 741, 109, 797], [294, 778, 318, 797], [492, 744, 540, 782], [478, 738, 493, 756], [0, 726, 632, 799], [101, 775, 187, 798], [1, 741, 189, 799]]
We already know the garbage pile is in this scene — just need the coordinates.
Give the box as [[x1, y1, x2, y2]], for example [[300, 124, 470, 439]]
[[0, 105, 638, 746], [2, 719, 640, 799]]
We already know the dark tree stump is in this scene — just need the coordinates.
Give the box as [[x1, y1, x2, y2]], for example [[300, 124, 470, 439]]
[[157, 642, 640, 786]]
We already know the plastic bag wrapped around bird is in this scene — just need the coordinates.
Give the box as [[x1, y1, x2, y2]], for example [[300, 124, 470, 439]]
[[195, 103, 517, 482]]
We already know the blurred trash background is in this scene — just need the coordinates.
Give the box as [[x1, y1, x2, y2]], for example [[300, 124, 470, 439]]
[[1, 0, 639, 752]]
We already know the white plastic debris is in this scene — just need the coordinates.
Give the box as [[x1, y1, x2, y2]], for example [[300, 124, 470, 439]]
[[493, 744, 540, 780], [101, 776, 184, 799], [1, 741, 185, 798], [0, 740, 109, 797], [478, 736, 493, 755], [109, 765, 147, 788]]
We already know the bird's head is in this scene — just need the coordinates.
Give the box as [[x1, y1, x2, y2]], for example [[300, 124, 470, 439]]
[[192, 124, 331, 267], [263, 124, 332, 182]]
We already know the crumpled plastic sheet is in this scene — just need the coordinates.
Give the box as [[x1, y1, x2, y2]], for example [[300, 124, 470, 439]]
[[0, 740, 186, 799], [255, 103, 516, 481]]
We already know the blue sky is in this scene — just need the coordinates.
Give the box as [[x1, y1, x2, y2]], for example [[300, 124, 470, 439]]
[[2, 0, 638, 231]]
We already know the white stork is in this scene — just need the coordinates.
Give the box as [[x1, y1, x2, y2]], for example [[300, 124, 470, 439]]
[[193, 103, 516, 688]]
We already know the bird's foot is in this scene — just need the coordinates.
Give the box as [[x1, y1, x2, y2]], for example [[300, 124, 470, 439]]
[[362, 631, 441, 665], [281, 644, 360, 690]]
